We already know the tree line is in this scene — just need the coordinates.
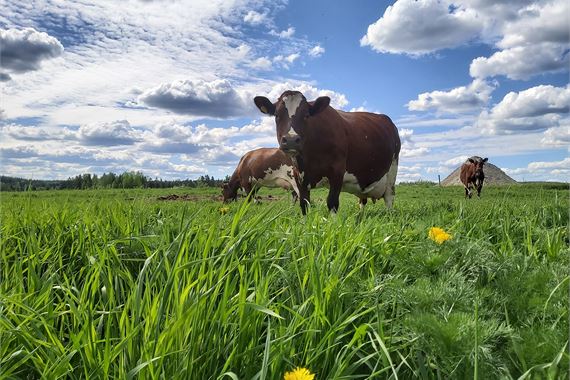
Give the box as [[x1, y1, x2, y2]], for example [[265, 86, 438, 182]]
[[0, 172, 229, 191]]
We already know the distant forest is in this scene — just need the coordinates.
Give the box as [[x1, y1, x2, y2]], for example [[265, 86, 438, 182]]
[[0, 171, 229, 191]]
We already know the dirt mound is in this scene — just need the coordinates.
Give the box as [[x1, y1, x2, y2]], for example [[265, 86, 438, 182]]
[[157, 194, 220, 201], [156, 194, 285, 202], [441, 162, 517, 186]]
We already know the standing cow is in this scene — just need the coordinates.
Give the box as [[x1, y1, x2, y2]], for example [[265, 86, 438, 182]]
[[460, 156, 488, 198], [254, 90, 401, 215], [222, 148, 299, 202]]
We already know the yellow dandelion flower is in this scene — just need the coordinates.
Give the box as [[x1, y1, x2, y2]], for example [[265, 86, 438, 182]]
[[219, 207, 229, 215], [284, 367, 315, 380], [428, 227, 452, 244]]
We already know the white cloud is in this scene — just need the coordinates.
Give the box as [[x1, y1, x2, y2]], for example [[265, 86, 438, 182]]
[[0, 28, 64, 74], [470, 43, 569, 80], [270, 26, 295, 38], [263, 81, 349, 109], [272, 53, 300, 69], [470, 0, 569, 79], [138, 79, 254, 118], [309, 45, 325, 57], [243, 10, 267, 25], [285, 53, 300, 63], [360, 0, 482, 55], [399, 128, 430, 158], [504, 157, 570, 182], [78, 120, 143, 146], [541, 125, 569, 148], [408, 79, 496, 114], [477, 85, 570, 133], [362, 0, 569, 80], [249, 56, 273, 70], [1, 123, 71, 141]]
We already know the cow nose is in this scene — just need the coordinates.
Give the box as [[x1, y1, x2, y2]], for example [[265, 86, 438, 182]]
[[280, 135, 301, 147]]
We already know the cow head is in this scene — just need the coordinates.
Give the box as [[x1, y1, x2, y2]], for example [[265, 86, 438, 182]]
[[221, 182, 237, 202], [254, 90, 330, 154], [468, 156, 488, 176]]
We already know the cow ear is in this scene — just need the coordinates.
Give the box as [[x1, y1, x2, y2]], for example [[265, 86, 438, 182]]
[[482, 157, 488, 163], [309, 96, 330, 116], [468, 158, 475, 164], [254, 96, 275, 115]]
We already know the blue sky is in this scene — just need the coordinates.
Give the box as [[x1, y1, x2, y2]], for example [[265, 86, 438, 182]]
[[1, 0, 568, 182]]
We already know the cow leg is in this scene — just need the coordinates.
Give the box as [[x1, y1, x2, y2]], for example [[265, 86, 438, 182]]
[[242, 183, 255, 202], [383, 158, 398, 209], [252, 187, 260, 203], [383, 183, 396, 209], [291, 190, 298, 203], [327, 176, 343, 213], [359, 197, 367, 210], [299, 186, 310, 215]]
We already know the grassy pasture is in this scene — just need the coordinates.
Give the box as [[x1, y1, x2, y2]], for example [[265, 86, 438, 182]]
[[1, 183, 568, 379]]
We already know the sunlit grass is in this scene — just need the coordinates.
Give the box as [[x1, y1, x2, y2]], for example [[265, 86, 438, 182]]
[[1, 184, 568, 379]]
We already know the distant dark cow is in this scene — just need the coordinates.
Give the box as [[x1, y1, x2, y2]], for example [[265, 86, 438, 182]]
[[254, 90, 401, 214], [222, 148, 299, 202], [460, 156, 488, 198]]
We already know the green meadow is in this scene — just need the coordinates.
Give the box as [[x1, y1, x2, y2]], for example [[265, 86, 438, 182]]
[[1, 183, 568, 379]]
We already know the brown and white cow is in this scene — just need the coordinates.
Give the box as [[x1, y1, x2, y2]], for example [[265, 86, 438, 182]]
[[222, 147, 299, 202], [254, 90, 401, 214], [460, 156, 488, 198]]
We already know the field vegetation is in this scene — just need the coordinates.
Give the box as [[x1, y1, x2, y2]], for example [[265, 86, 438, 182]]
[[1, 183, 568, 379]]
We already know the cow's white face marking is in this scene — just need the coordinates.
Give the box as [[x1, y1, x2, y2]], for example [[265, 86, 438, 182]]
[[286, 129, 299, 137], [283, 94, 303, 118]]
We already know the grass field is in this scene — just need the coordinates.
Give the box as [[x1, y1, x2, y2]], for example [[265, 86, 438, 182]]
[[1, 183, 568, 379]]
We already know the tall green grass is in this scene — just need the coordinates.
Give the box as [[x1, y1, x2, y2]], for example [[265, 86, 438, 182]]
[[1, 185, 568, 379]]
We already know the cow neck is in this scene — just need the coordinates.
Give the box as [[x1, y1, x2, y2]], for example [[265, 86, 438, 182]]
[[303, 108, 345, 151], [227, 171, 241, 193]]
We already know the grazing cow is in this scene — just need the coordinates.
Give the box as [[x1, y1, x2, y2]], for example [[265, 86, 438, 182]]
[[460, 156, 488, 198], [222, 148, 299, 202], [254, 90, 401, 215]]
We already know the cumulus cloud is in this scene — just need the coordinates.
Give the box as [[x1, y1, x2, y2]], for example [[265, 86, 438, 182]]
[[477, 85, 570, 134], [79, 120, 142, 146], [362, 0, 569, 80], [471, 0, 569, 79], [272, 53, 301, 69], [270, 27, 295, 38], [239, 118, 275, 136], [470, 43, 569, 80], [360, 0, 482, 55], [138, 79, 254, 118], [0, 28, 64, 73], [264, 81, 349, 109], [243, 10, 267, 25], [541, 125, 569, 148], [408, 79, 496, 114], [505, 157, 570, 181], [309, 45, 325, 58], [1, 124, 73, 141], [399, 128, 430, 158]]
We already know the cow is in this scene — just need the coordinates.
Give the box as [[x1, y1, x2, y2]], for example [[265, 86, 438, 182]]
[[222, 147, 299, 203], [460, 156, 488, 198], [253, 90, 401, 215]]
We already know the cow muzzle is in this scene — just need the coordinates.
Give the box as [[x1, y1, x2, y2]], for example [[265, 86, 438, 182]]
[[279, 134, 301, 153]]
